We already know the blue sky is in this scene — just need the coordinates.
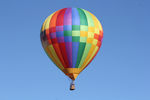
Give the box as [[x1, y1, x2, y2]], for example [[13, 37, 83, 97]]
[[0, 0, 150, 100]]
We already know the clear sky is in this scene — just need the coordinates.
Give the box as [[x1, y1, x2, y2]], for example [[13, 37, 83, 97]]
[[0, 0, 150, 100]]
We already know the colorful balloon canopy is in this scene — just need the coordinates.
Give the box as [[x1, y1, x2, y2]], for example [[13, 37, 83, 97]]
[[40, 8, 103, 81]]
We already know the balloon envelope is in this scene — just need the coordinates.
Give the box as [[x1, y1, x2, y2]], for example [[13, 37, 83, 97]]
[[40, 8, 103, 80]]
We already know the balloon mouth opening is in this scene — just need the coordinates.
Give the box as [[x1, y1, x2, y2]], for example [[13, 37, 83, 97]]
[[63, 68, 80, 80], [66, 73, 78, 80]]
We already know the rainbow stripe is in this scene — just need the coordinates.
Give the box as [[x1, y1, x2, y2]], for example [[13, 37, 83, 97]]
[[40, 8, 103, 80]]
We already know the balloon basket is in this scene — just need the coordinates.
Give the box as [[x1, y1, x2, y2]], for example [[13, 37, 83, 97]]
[[70, 80, 75, 91]]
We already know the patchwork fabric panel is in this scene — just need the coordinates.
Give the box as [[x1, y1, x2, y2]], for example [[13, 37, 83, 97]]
[[40, 8, 103, 72]]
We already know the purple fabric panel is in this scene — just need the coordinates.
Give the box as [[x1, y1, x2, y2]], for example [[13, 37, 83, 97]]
[[64, 8, 72, 25], [56, 26, 63, 31], [57, 37, 64, 43], [65, 42, 72, 67], [64, 8, 72, 67], [50, 32, 56, 39]]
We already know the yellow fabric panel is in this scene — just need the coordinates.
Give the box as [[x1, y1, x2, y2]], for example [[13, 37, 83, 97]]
[[63, 68, 81, 80], [80, 31, 88, 37], [45, 46, 64, 71], [41, 15, 51, 32], [88, 12, 103, 35], [86, 46, 99, 65], [88, 32, 94, 38], [80, 45, 99, 71], [44, 13, 54, 30], [88, 27, 95, 32], [63, 68, 81, 74], [89, 12, 99, 29], [92, 39, 98, 45], [41, 18, 47, 32], [94, 28, 99, 34], [87, 38, 93, 43], [96, 18, 103, 32], [46, 45, 64, 70]]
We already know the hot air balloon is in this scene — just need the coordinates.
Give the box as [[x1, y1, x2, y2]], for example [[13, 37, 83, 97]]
[[40, 8, 103, 90]]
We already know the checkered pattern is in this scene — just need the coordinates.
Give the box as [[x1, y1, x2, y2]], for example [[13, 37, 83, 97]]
[[41, 25, 102, 45], [40, 8, 103, 77]]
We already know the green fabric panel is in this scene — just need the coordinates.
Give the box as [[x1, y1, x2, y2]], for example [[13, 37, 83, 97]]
[[72, 25, 80, 30], [64, 31, 72, 36], [80, 37, 87, 42], [74, 8, 88, 68], [80, 25, 88, 31], [72, 36, 80, 42], [76, 9, 95, 68], [82, 9, 94, 27], [78, 44, 92, 68], [77, 8, 88, 25], [72, 31, 80, 36], [75, 43, 86, 68]]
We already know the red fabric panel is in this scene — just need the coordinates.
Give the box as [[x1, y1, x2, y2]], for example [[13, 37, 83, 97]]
[[51, 38, 58, 44], [48, 9, 67, 68], [56, 8, 67, 26], [94, 34, 99, 40], [99, 30, 103, 41], [59, 43, 70, 68], [49, 27, 56, 33], [56, 8, 70, 68], [53, 44, 67, 68], [97, 41, 101, 47]]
